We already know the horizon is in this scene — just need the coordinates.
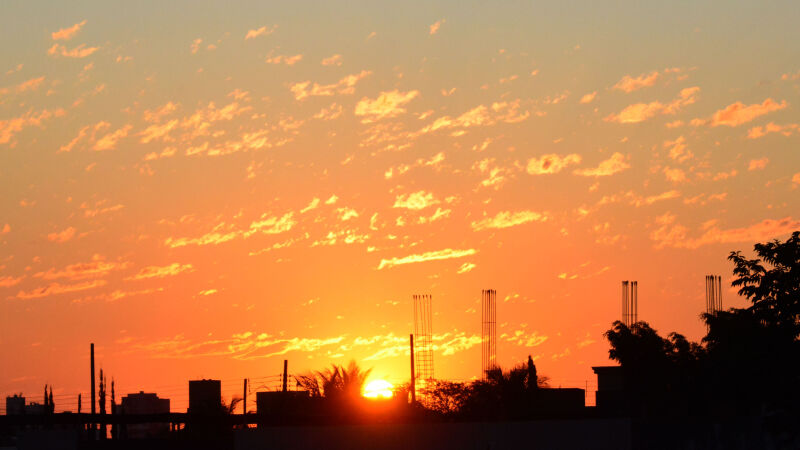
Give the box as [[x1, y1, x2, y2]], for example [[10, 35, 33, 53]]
[[2, 0, 800, 415]]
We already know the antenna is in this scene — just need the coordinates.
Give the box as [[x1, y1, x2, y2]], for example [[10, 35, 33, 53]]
[[413, 294, 434, 387], [621, 281, 638, 326], [481, 289, 497, 379]]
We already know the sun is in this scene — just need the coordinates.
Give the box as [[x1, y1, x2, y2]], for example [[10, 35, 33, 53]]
[[363, 379, 394, 399]]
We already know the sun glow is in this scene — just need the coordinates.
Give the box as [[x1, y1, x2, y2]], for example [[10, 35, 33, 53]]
[[363, 379, 394, 399]]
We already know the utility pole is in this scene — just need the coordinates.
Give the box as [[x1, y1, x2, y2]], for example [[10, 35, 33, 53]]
[[282, 360, 288, 392], [410, 334, 416, 404], [90, 343, 96, 440], [243, 378, 248, 416]]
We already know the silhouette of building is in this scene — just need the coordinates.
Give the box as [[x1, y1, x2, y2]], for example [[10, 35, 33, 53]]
[[120, 391, 170, 438], [5, 394, 25, 415], [188, 379, 221, 415], [592, 366, 627, 413], [533, 388, 585, 414], [256, 391, 310, 423]]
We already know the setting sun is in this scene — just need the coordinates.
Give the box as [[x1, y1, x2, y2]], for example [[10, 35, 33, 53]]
[[363, 380, 394, 399]]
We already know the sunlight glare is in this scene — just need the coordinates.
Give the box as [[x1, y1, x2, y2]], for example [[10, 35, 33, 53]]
[[363, 379, 394, 399]]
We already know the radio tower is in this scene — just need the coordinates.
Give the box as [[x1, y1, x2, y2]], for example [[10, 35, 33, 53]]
[[705, 275, 722, 316], [413, 294, 434, 387], [481, 289, 497, 379]]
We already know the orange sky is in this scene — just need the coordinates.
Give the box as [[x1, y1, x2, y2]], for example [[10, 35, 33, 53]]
[[2, 1, 800, 412]]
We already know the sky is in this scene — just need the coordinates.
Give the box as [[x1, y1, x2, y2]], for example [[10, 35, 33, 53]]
[[2, 0, 800, 412]]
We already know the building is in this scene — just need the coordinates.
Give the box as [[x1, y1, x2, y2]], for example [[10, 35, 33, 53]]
[[120, 391, 170, 439], [256, 391, 312, 425], [592, 366, 627, 413], [5, 394, 25, 415], [533, 388, 585, 414], [188, 379, 221, 415]]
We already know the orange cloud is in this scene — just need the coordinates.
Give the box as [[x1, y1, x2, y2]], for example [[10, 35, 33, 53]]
[[51, 20, 87, 41], [471, 210, 548, 231], [127, 263, 194, 281], [709, 98, 787, 127], [15, 76, 45, 93], [429, 19, 446, 35], [321, 54, 342, 66], [604, 87, 699, 124], [651, 214, 800, 249], [0, 108, 66, 146], [355, 90, 419, 122], [265, 54, 303, 66], [526, 153, 581, 175], [579, 92, 597, 104], [35, 255, 125, 280], [613, 71, 660, 93], [16, 279, 107, 300], [47, 43, 98, 58], [377, 248, 476, 270], [47, 227, 76, 243], [573, 152, 630, 177], [747, 122, 798, 139], [0, 275, 22, 288], [792, 172, 800, 188], [748, 158, 769, 171], [92, 124, 132, 151], [244, 25, 276, 40], [289, 70, 372, 101]]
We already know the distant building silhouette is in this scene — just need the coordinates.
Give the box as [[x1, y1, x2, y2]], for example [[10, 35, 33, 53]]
[[120, 391, 170, 438], [5, 394, 25, 415], [188, 379, 221, 415]]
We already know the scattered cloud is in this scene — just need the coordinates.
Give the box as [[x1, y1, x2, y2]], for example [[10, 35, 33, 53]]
[[747, 122, 798, 139], [16, 279, 107, 300], [526, 153, 581, 175], [471, 210, 548, 231], [265, 54, 303, 66], [707, 98, 787, 127], [613, 71, 660, 93], [289, 70, 372, 101], [579, 92, 597, 104], [377, 248, 476, 270], [245, 25, 276, 40], [393, 191, 439, 210], [748, 158, 769, 171], [354, 90, 419, 123], [51, 20, 87, 41], [47, 227, 76, 243], [47, 43, 98, 58], [573, 152, 630, 177], [127, 263, 194, 281], [429, 19, 446, 35], [650, 214, 800, 249], [321, 54, 342, 66], [604, 87, 699, 124]]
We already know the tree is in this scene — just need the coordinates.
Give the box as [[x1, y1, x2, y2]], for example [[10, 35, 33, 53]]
[[295, 360, 371, 401], [728, 231, 800, 338]]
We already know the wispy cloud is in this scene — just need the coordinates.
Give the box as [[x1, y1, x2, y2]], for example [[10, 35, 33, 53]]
[[706, 98, 787, 127], [47, 227, 77, 243], [612, 71, 659, 93], [289, 71, 372, 101], [604, 87, 699, 124], [377, 248, 476, 269], [47, 43, 98, 58], [354, 90, 419, 123], [244, 25, 276, 40], [16, 279, 107, 300], [471, 211, 548, 231], [51, 20, 87, 41], [573, 152, 630, 177], [126, 263, 194, 281], [526, 153, 581, 175], [393, 191, 439, 210], [429, 19, 446, 35]]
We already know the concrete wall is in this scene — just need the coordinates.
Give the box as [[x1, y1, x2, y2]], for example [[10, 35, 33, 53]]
[[235, 419, 632, 450]]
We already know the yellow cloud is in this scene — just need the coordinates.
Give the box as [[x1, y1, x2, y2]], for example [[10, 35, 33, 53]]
[[604, 87, 699, 124], [573, 152, 630, 177], [471, 210, 548, 231], [321, 54, 342, 66], [613, 71, 660, 93], [265, 54, 303, 66], [377, 248, 477, 269], [47, 226, 77, 243], [16, 279, 107, 299], [526, 153, 581, 175], [355, 90, 419, 122], [393, 191, 438, 210], [127, 263, 194, 281], [92, 124, 132, 151], [579, 91, 597, 104], [245, 25, 276, 40], [429, 19, 446, 35], [47, 43, 98, 58], [289, 70, 372, 101]]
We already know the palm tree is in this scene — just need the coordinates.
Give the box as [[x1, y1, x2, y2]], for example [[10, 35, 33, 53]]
[[295, 360, 372, 401]]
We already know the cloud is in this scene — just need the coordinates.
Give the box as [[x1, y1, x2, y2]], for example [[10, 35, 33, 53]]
[[604, 87, 699, 124], [0, 275, 22, 287], [747, 122, 798, 139], [708, 98, 787, 127], [393, 191, 439, 210], [650, 214, 800, 249], [15, 76, 46, 93], [526, 153, 581, 175], [457, 262, 476, 274], [429, 19, 446, 35], [471, 210, 548, 231], [139, 120, 179, 144], [378, 248, 476, 269], [1, 108, 66, 146], [190, 38, 202, 54], [579, 92, 597, 104], [16, 279, 107, 300], [51, 20, 87, 41], [301, 198, 320, 213], [1, 223, 9, 234], [573, 152, 630, 177], [92, 124, 132, 151], [321, 54, 342, 66], [47, 227, 76, 243], [248, 212, 296, 235], [613, 71, 660, 93], [47, 43, 98, 58], [289, 70, 372, 101], [265, 54, 303, 66], [793, 173, 800, 187], [245, 25, 275, 40], [127, 263, 194, 281], [35, 255, 125, 280], [748, 157, 769, 171], [354, 90, 419, 122]]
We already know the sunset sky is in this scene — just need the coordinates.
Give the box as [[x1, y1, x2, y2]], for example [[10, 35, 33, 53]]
[[2, 1, 800, 412]]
